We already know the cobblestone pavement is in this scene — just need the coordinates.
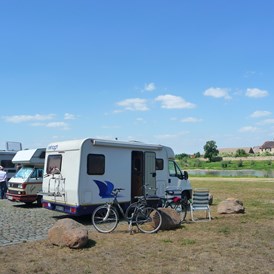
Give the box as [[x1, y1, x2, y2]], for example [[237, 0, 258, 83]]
[[0, 199, 94, 247]]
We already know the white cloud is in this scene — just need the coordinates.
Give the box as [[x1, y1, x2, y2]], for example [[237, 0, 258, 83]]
[[144, 82, 156, 91], [135, 117, 146, 123], [257, 119, 274, 125], [239, 126, 258, 133], [155, 94, 196, 109], [181, 117, 202, 123], [154, 131, 189, 139], [250, 110, 271, 118], [244, 71, 256, 78], [116, 98, 149, 111], [3, 114, 55, 123], [203, 87, 231, 99], [64, 113, 76, 120], [245, 88, 268, 98], [31, 121, 69, 130], [46, 122, 69, 129]]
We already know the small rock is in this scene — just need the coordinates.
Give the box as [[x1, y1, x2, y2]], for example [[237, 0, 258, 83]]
[[217, 198, 245, 214]]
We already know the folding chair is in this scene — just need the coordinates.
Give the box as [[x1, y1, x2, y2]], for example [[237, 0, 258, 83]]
[[190, 188, 211, 221]]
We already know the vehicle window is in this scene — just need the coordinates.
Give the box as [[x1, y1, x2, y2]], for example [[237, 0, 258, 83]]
[[30, 168, 44, 178], [87, 154, 105, 175], [47, 155, 62, 174], [156, 158, 164, 170], [169, 160, 176, 177], [15, 167, 33, 179], [37, 169, 43, 178], [168, 160, 182, 177], [1, 160, 15, 168]]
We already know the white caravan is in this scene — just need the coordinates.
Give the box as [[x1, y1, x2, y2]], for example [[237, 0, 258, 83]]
[[0, 151, 17, 181], [42, 138, 192, 216], [7, 148, 45, 205], [0, 141, 22, 180]]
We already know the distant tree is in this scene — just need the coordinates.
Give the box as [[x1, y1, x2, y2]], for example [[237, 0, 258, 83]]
[[194, 152, 201, 158], [175, 153, 190, 160], [203, 140, 219, 162], [235, 149, 248, 157]]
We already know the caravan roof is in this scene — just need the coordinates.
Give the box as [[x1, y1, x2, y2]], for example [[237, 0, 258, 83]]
[[46, 138, 175, 158], [12, 148, 46, 165], [47, 138, 166, 151]]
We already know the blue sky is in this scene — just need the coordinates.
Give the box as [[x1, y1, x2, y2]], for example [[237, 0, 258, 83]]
[[0, 1, 273, 154]]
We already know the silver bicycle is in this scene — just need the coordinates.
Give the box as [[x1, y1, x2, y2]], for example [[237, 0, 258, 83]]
[[92, 188, 162, 234]]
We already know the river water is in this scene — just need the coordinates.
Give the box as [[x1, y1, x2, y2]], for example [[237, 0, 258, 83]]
[[188, 169, 274, 177]]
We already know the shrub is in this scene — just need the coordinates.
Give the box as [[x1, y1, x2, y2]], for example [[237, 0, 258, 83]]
[[235, 149, 248, 157], [237, 160, 243, 167], [211, 156, 223, 162]]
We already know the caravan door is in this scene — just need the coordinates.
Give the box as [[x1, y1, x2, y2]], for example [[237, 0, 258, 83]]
[[144, 151, 156, 196]]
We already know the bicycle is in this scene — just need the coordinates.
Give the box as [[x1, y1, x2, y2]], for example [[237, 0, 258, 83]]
[[162, 189, 189, 222], [92, 188, 162, 234]]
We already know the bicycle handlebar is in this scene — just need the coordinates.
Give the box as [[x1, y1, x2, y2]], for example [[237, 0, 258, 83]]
[[113, 188, 124, 192]]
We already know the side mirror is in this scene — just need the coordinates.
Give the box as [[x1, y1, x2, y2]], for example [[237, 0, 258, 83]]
[[183, 171, 188, 180]]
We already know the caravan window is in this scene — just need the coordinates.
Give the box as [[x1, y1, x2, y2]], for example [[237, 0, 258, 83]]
[[87, 154, 105, 175], [46, 155, 62, 174], [156, 158, 164, 170]]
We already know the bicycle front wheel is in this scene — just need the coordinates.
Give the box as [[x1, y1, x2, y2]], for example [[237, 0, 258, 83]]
[[92, 205, 119, 233], [136, 207, 162, 234]]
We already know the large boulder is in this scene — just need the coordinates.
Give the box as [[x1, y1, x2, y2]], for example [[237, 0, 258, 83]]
[[158, 208, 181, 230], [48, 218, 89, 249], [217, 198, 245, 214]]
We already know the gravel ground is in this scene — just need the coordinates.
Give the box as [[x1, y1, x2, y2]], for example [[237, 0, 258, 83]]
[[0, 199, 94, 246]]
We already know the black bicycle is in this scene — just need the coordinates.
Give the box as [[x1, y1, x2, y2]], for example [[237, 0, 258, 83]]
[[162, 189, 189, 222], [92, 188, 162, 234]]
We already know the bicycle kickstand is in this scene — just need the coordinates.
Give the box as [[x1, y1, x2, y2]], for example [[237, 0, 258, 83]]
[[128, 219, 134, 235]]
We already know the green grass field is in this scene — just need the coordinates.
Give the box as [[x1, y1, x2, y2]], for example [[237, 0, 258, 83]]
[[178, 158, 274, 170]]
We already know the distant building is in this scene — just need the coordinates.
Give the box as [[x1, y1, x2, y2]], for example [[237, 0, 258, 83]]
[[218, 147, 254, 156], [260, 141, 274, 153], [252, 146, 261, 154]]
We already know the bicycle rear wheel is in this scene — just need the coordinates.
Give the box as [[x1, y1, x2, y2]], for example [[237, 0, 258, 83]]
[[125, 202, 138, 220], [92, 205, 119, 233], [174, 203, 187, 222], [136, 207, 162, 233]]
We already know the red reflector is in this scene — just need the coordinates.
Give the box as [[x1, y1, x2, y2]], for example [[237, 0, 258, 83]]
[[42, 202, 48, 208], [70, 207, 76, 213]]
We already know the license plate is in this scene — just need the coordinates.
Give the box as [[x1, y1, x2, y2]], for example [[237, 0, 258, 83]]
[[55, 205, 64, 211], [7, 195, 13, 201]]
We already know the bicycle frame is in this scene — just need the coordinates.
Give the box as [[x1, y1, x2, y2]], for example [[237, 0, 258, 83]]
[[92, 188, 162, 234], [104, 191, 149, 232]]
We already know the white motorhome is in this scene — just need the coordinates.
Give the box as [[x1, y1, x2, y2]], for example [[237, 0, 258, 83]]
[[7, 148, 45, 205], [0, 151, 17, 181], [42, 138, 192, 216], [0, 141, 22, 180]]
